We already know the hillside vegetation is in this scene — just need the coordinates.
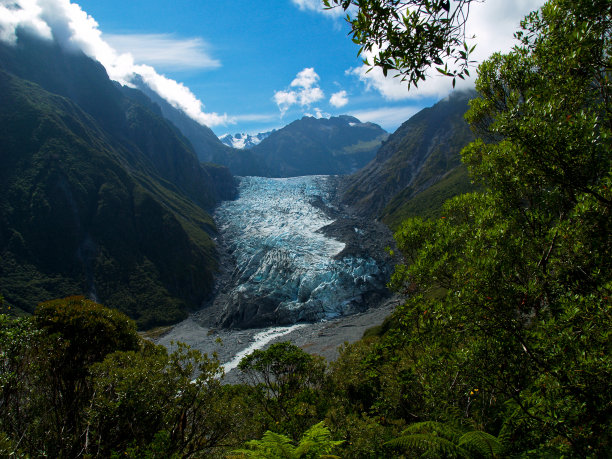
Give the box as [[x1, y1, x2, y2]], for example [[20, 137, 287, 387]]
[[0, 35, 236, 328], [0, 0, 609, 457], [341, 90, 476, 220]]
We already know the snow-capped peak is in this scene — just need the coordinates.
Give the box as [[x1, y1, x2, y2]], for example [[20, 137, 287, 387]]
[[219, 131, 274, 149]]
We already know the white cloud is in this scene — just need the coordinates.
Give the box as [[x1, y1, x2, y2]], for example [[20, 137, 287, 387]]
[[103, 33, 221, 71], [291, 67, 319, 88], [348, 0, 546, 101], [273, 67, 325, 116], [273, 90, 298, 116], [305, 107, 330, 119], [298, 86, 324, 106], [0, 0, 229, 127], [329, 90, 348, 108], [0, 0, 52, 43], [291, 0, 347, 17], [349, 105, 421, 131]]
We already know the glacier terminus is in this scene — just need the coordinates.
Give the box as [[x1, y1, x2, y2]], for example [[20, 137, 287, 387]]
[[200, 175, 393, 328]]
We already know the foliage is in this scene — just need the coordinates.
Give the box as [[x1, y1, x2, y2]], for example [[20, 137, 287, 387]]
[[382, 164, 477, 228], [386, 421, 503, 458], [389, 0, 611, 455], [0, 297, 142, 456], [238, 342, 330, 439], [88, 342, 231, 457], [323, 0, 477, 89], [230, 421, 342, 459], [0, 297, 241, 457]]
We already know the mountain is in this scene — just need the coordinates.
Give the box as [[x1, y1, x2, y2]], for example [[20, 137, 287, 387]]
[[248, 115, 388, 177], [0, 34, 236, 328], [341, 91, 477, 224], [219, 131, 274, 149], [131, 78, 232, 162], [130, 79, 268, 176]]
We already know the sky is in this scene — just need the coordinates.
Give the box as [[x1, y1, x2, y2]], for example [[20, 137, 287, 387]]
[[0, 0, 546, 136]]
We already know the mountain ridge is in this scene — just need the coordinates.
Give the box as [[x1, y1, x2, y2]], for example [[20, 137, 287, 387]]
[[248, 115, 388, 177], [340, 91, 477, 221], [0, 34, 236, 328]]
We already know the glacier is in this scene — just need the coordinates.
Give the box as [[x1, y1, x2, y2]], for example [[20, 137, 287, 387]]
[[210, 175, 390, 328]]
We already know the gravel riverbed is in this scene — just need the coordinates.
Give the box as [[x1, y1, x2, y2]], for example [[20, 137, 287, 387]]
[[155, 297, 399, 383]]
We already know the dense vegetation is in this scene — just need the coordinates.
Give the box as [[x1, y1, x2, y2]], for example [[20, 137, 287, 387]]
[[0, 0, 609, 457], [0, 35, 236, 328]]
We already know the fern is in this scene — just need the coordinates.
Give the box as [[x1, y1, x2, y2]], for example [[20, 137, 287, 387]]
[[458, 431, 504, 457], [386, 433, 470, 458], [386, 421, 504, 458], [402, 421, 463, 443], [231, 421, 342, 459]]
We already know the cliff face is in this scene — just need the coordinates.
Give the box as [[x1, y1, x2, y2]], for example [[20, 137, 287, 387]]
[[245, 115, 388, 177], [0, 35, 235, 328], [340, 91, 476, 221]]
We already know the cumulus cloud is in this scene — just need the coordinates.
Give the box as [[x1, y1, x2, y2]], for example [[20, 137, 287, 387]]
[[103, 33, 221, 71], [291, 0, 347, 17], [349, 105, 421, 131], [329, 90, 348, 108], [348, 0, 546, 100], [0, 0, 230, 127], [273, 67, 325, 116], [305, 107, 330, 119]]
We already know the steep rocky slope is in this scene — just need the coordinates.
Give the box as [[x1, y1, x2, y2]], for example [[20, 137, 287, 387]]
[[341, 91, 476, 221], [249, 115, 388, 177]]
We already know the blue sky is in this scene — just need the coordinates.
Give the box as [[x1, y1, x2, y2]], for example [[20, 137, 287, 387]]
[[1, 0, 545, 136]]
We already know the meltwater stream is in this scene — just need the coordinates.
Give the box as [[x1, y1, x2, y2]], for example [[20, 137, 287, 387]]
[[210, 175, 387, 328]]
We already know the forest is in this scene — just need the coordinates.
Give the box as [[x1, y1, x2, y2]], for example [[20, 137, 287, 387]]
[[0, 0, 610, 457]]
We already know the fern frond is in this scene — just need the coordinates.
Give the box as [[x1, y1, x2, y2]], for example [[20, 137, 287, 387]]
[[458, 431, 504, 458], [295, 421, 343, 457], [237, 430, 296, 458], [385, 433, 470, 458], [402, 421, 463, 443]]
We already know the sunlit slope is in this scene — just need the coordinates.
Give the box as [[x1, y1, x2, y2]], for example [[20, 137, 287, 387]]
[[341, 91, 476, 221]]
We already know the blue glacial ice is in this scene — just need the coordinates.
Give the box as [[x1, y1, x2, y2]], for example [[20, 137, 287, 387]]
[[213, 175, 389, 327]]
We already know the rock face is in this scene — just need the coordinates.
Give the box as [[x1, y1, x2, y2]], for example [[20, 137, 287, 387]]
[[341, 91, 476, 220], [199, 176, 394, 328], [245, 116, 388, 177]]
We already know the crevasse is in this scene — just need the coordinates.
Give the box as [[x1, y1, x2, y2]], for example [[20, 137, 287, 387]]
[[214, 176, 384, 324]]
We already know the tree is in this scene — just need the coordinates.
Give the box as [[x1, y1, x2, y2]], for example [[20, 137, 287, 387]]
[[323, 0, 477, 89], [389, 0, 610, 455], [238, 342, 329, 439], [87, 342, 233, 457], [0, 297, 143, 456]]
